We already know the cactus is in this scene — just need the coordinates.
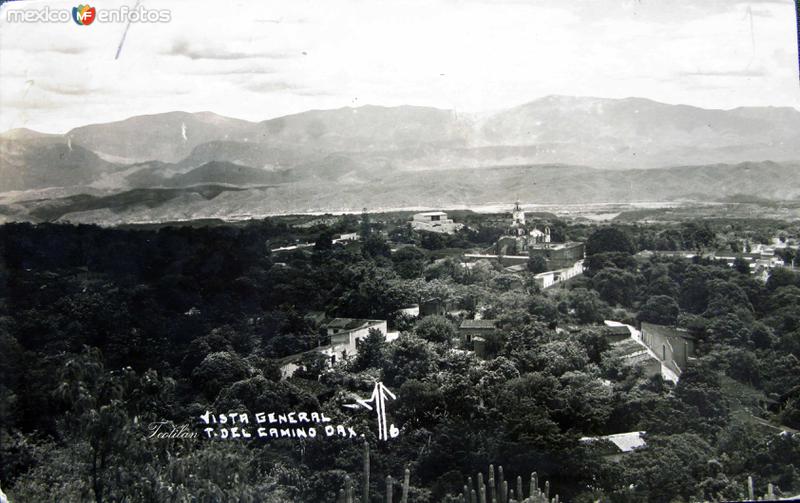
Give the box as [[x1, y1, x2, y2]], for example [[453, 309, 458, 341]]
[[363, 441, 370, 503], [498, 466, 505, 503], [345, 475, 354, 503], [400, 467, 410, 503], [488, 465, 496, 503], [338, 458, 575, 503], [457, 466, 564, 503], [740, 475, 786, 502]]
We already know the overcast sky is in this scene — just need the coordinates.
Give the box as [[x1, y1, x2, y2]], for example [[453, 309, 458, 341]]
[[1, 0, 798, 133]]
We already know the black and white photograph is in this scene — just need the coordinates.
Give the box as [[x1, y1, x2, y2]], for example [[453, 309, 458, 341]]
[[1, 0, 800, 501]]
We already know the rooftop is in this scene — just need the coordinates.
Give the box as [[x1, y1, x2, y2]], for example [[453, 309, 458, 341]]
[[604, 325, 632, 336], [580, 431, 647, 453], [612, 338, 642, 352], [325, 318, 383, 331], [459, 319, 498, 330], [623, 352, 660, 366]]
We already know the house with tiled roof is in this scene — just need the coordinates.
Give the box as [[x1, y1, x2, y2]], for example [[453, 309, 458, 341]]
[[459, 319, 500, 358], [459, 319, 498, 341], [580, 431, 647, 462]]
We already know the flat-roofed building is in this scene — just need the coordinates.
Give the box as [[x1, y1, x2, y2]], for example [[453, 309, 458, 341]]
[[533, 260, 584, 289], [528, 241, 585, 269], [411, 211, 463, 234], [279, 318, 387, 379]]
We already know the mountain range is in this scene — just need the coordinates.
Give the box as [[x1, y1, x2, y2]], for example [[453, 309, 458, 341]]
[[1, 95, 799, 223]]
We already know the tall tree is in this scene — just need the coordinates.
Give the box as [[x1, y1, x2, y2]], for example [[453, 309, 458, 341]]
[[586, 227, 636, 256]]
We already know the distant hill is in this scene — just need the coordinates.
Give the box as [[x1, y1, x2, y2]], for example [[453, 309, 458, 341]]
[[67, 111, 259, 164], [15, 185, 250, 223], [175, 140, 311, 171], [1, 96, 798, 222], [256, 104, 471, 151], [164, 161, 290, 187], [157, 99, 800, 172], [481, 96, 800, 168], [60, 106, 471, 167], [0, 136, 118, 192]]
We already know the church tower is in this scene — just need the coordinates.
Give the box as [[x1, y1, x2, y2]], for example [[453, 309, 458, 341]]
[[512, 200, 526, 226]]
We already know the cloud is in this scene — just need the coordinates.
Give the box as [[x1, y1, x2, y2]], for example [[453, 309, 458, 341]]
[[0, 42, 90, 56], [44, 46, 90, 55], [239, 76, 338, 97], [36, 81, 107, 96], [292, 88, 340, 97], [164, 39, 293, 61], [0, 98, 55, 110], [679, 69, 767, 77], [185, 64, 278, 76], [254, 15, 308, 24], [240, 78, 303, 93]]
